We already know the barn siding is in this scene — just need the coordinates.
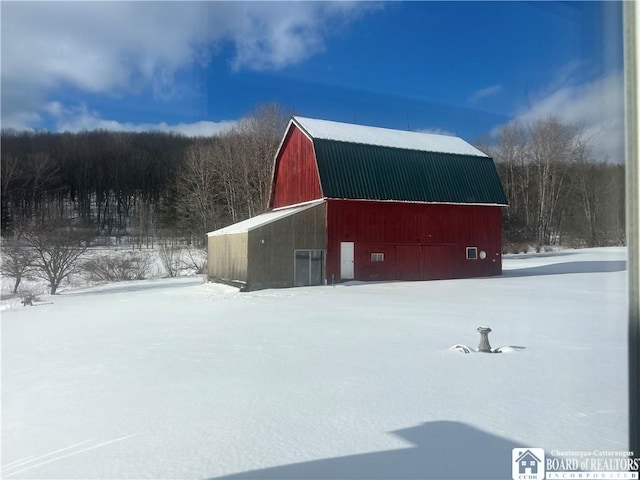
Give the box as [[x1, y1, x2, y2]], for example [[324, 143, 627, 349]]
[[207, 232, 249, 284], [270, 126, 323, 209], [245, 202, 326, 290], [325, 199, 502, 282]]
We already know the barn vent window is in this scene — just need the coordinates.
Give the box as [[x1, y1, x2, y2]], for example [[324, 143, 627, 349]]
[[466, 247, 478, 260], [371, 253, 384, 262]]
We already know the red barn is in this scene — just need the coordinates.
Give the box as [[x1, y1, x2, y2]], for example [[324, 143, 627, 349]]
[[207, 116, 508, 291]]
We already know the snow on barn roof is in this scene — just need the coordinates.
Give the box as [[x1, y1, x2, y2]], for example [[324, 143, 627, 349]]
[[293, 116, 488, 157], [207, 200, 324, 236]]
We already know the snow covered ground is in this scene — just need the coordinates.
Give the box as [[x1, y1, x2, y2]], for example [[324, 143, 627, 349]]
[[1, 247, 628, 479]]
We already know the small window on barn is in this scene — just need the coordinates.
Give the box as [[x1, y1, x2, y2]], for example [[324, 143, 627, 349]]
[[466, 247, 478, 260], [371, 253, 384, 262]]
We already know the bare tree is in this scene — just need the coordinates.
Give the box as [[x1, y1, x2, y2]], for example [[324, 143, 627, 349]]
[[527, 117, 578, 245], [491, 117, 596, 247], [158, 241, 183, 278], [213, 133, 244, 223], [26, 152, 59, 222], [0, 241, 35, 294], [491, 116, 627, 250], [571, 138, 600, 246], [173, 102, 290, 239], [1, 153, 20, 197], [174, 139, 226, 240], [500, 124, 527, 217], [568, 153, 625, 247], [491, 122, 534, 243], [1, 152, 23, 234], [235, 102, 290, 216], [24, 223, 92, 294]]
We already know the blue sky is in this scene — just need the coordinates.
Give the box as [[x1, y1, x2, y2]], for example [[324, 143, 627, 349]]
[[1, 1, 624, 161]]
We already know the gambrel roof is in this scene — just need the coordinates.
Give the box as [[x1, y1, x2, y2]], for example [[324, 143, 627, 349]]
[[289, 116, 508, 206]]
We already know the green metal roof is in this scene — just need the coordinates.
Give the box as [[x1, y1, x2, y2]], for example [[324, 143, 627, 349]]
[[313, 139, 508, 205]]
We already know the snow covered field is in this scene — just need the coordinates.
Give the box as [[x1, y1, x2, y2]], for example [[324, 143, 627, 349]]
[[1, 247, 628, 479]]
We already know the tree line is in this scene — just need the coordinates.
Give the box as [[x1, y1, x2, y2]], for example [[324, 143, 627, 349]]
[[170, 103, 288, 240], [1, 110, 625, 265], [1, 103, 289, 295], [480, 117, 625, 251], [1, 103, 290, 246]]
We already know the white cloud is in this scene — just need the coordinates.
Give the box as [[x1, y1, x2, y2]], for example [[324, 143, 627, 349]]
[[164, 120, 237, 138], [418, 127, 456, 137], [226, 2, 374, 71], [469, 84, 502, 104], [45, 102, 236, 137], [494, 71, 624, 162], [1, 110, 42, 132], [1, 2, 372, 131]]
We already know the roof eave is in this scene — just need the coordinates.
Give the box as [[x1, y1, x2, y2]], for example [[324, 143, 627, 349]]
[[324, 197, 507, 207]]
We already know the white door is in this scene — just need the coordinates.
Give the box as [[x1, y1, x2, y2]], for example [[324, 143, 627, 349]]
[[340, 242, 354, 280]]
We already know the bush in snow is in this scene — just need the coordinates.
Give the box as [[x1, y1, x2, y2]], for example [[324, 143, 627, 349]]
[[158, 242, 182, 278], [84, 252, 154, 283], [180, 246, 207, 275], [157, 243, 206, 277]]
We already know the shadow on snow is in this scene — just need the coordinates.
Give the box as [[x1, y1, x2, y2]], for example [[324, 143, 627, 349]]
[[340, 259, 626, 289], [60, 277, 204, 297], [211, 420, 524, 480], [502, 260, 626, 278]]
